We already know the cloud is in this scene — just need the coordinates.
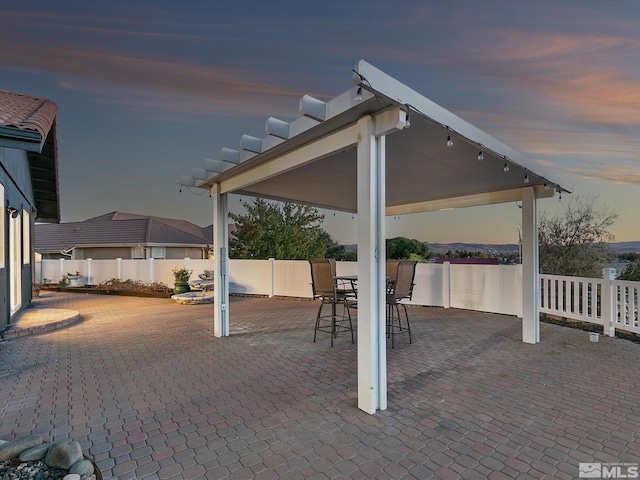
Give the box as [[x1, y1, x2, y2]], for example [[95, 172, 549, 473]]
[[541, 161, 640, 185], [0, 41, 306, 119]]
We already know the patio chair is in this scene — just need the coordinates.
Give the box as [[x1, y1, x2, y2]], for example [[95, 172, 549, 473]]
[[386, 259, 401, 285], [386, 260, 416, 348], [309, 259, 355, 346]]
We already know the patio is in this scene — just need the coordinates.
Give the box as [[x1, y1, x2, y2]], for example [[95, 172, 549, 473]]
[[1, 291, 638, 479]]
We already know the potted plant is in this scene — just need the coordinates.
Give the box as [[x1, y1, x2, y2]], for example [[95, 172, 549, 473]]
[[32, 281, 42, 297], [66, 271, 82, 286], [172, 267, 192, 294]]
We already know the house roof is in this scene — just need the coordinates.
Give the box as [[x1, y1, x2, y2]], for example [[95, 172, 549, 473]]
[[35, 211, 212, 253], [0, 89, 60, 223]]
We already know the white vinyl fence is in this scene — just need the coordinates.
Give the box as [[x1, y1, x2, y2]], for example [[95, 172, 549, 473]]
[[36, 258, 522, 315], [36, 258, 639, 335]]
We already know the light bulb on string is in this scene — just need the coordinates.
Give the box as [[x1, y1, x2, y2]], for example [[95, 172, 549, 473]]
[[477, 150, 484, 161], [524, 169, 530, 184], [503, 161, 510, 173], [446, 128, 453, 147], [355, 86, 362, 102]]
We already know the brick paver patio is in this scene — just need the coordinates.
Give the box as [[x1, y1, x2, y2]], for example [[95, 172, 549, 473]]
[[1, 291, 639, 479]]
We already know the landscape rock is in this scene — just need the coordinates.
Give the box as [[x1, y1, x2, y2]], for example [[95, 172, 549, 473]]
[[19, 443, 50, 461], [0, 434, 43, 461], [45, 439, 83, 469], [69, 459, 95, 476], [63, 474, 81, 480]]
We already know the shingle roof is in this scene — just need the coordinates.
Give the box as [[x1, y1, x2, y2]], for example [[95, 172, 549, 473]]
[[0, 89, 60, 223], [0, 89, 58, 142], [35, 211, 212, 253]]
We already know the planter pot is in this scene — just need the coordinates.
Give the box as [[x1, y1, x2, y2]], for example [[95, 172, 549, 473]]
[[32, 289, 41, 297], [174, 282, 191, 294]]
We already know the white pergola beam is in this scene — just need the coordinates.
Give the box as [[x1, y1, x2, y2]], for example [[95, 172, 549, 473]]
[[385, 185, 554, 216], [220, 147, 240, 164], [178, 175, 196, 187], [240, 134, 263, 154], [373, 108, 409, 137], [300, 94, 327, 121], [191, 168, 208, 180], [219, 123, 358, 195], [204, 158, 224, 173], [354, 60, 524, 162], [265, 117, 290, 139]]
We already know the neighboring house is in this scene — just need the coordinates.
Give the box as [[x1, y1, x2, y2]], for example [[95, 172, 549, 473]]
[[35, 211, 213, 260], [0, 89, 60, 329]]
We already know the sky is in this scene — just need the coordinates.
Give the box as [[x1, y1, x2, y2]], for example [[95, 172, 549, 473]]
[[1, 0, 638, 245]]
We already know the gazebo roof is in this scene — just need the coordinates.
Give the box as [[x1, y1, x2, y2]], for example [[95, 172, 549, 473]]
[[183, 59, 567, 215]]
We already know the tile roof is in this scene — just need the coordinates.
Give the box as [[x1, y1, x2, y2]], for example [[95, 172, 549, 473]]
[[35, 211, 213, 253], [0, 89, 58, 141]]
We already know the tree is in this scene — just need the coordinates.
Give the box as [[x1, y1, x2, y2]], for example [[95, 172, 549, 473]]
[[618, 262, 640, 281], [228, 198, 326, 260], [386, 237, 429, 261], [320, 231, 357, 261], [538, 196, 618, 278]]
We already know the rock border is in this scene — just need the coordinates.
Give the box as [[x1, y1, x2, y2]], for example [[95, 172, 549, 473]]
[[0, 435, 101, 480]]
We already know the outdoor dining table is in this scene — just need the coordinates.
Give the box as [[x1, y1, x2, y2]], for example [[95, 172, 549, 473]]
[[335, 275, 394, 299]]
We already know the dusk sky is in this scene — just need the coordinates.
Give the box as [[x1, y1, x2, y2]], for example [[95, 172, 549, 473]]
[[1, 1, 638, 245]]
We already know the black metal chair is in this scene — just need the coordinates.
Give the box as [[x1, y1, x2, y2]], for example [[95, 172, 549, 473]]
[[309, 259, 355, 346], [386, 260, 416, 348]]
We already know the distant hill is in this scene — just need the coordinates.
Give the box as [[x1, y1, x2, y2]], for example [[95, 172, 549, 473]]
[[428, 241, 640, 255], [426, 242, 519, 255], [343, 241, 640, 255], [608, 242, 640, 253]]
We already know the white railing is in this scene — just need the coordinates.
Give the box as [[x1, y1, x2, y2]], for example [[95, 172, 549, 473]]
[[35, 258, 639, 335], [540, 274, 639, 336]]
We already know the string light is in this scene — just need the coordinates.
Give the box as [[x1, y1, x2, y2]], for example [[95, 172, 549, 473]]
[[524, 170, 530, 184], [477, 149, 484, 161], [355, 86, 362, 102], [405, 104, 411, 128], [503, 160, 510, 173], [544, 182, 549, 190], [446, 127, 453, 147]]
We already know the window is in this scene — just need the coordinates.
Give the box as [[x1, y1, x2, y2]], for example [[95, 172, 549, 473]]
[[22, 209, 30, 264], [132, 246, 145, 259], [151, 247, 165, 259]]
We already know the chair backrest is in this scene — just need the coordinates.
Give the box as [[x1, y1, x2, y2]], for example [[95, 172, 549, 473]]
[[392, 261, 417, 301], [309, 259, 336, 298], [386, 260, 401, 283], [327, 258, 337, 277]]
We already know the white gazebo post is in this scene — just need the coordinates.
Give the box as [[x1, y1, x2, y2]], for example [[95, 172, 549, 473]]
[[521, 187, 540, 343], [212, 183, 230, 337], [357, 115, 387, 413]]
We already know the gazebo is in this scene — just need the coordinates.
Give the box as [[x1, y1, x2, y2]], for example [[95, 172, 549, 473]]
[[181, 60, 568, 414]]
